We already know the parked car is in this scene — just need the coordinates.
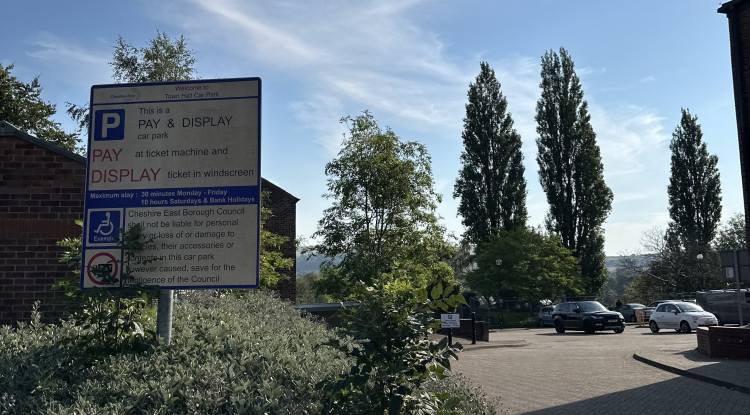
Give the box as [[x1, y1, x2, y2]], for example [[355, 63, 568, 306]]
[[552, 301, 625, 334], [644, 300, 681, 321], [648, 301, 718, 333], [538, 306, 555, 327], [616, 303, 645, 323]]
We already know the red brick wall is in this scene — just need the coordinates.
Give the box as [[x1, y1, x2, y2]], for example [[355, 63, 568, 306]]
[[1, 124, 298, 325], [0, 132, 86, 325], [262, 178, 299, 302]]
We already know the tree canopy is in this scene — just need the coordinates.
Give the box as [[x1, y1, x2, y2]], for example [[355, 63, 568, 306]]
[[535, 47, 613, 296], [454, 61, 527, 244], [309, 111, 456, 300], [0, 63, 80, 153], [111, 31, 196, 84], [466, 227, 582, 301], [715, 213, 746, 251], [67, 31, 196, 132]]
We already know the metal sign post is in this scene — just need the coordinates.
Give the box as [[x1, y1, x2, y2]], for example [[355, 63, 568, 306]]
[[81, 78, 262, 344]]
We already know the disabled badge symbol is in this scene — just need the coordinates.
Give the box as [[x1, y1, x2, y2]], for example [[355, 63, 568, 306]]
[[95, 212, 115, 236], [87, 209, 121, 246]]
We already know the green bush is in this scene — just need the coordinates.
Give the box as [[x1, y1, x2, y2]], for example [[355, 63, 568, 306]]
[[0, 290, 496, 414], [423, 374, 499, 415], [0, 291, 349, 414]]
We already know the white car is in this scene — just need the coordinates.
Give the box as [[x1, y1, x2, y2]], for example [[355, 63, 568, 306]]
[[649, 301, 718, 333]]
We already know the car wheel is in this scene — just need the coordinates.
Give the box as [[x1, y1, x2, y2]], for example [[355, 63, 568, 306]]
[[583, 320, 595, 334], [679, 321, 692, 334], [630, 315, 636, 323], [539, 319, 545, 328], [649, 320, 660, 333], [554, 320, 565, 333], [614, 327, 624, 333]]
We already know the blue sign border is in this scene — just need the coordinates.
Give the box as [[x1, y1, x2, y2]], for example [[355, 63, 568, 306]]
[[81, 78, 261, 290]]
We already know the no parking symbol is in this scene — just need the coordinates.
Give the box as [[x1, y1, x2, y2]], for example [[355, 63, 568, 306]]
[[85, 250, 121, 287]]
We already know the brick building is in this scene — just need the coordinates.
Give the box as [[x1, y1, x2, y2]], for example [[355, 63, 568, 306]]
[[720, 0, 750, 247], [0, 120, 297, 326]]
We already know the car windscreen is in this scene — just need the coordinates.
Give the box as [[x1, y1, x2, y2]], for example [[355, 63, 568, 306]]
[[577, 301, 607, 312], [676, 303, 704, 312]]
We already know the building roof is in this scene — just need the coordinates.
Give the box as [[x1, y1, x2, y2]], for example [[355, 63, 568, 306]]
[[719, 0, 750, 14], [0, 120, 86, 164]]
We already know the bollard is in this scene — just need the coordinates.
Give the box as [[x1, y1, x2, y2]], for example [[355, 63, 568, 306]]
[[448, 328, 453, 346], [471, 312, 477, 344]]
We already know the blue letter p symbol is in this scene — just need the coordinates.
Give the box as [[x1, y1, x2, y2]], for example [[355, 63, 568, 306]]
[[94, 110, 125, 141]]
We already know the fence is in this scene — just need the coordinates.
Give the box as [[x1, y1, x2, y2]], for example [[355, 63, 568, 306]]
[[458, 295, 600, 329]]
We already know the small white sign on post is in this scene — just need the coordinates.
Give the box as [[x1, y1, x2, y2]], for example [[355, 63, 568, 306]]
[[440, 313, 461, 328]]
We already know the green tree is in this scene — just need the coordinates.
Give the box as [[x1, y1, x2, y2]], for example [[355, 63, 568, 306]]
[[296, 272, 327, 304], [447, 237, 475, 283], [259, 191, 294, 288], [318, 281, 465, 415], [668, 108, 722, 252], [454, 62, 527, 244], [535, 47, 613, 296], [111, 31, 196, 84], [715, 212, 746, 251], [466, 227, 582, 301], [309, 111, 457, 300], [0, 63, 80, 152], [67, 31, 196, 131]]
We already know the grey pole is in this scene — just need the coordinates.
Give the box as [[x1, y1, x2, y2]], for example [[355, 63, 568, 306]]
[[157, 289, 174, 345], [733, 250, 744, 326], [471, 312, 476, 344]]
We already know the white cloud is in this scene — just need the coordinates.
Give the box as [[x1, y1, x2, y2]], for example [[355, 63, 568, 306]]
[[24, 32, 110, 87], [157, 0, 470, 153], [147, 1, 680, 255]]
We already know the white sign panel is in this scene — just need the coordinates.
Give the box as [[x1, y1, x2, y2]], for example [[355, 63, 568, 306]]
[[81, 78, 261, 289], [440, 313, 461, 328]]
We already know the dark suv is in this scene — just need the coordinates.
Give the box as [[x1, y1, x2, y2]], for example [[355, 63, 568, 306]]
[[552, 301, 625, 334]]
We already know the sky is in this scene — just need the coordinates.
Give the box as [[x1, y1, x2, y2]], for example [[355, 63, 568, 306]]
[[1, 0, 742, 257]]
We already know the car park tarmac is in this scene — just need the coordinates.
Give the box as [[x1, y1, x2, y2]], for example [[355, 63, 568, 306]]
[[450, 325, 750, 415]]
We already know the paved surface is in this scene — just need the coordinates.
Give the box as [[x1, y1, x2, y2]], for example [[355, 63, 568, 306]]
[[449, 325, 750, 415]]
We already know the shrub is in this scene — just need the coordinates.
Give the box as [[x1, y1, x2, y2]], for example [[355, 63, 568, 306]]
[[0, 291, 350, 414], [0, 290, 496, 414]]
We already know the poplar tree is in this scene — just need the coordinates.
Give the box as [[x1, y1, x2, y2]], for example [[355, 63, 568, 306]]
[[454, 62, 527, 245], [668, 108, 722, 251], [535, 47, 613, 296]]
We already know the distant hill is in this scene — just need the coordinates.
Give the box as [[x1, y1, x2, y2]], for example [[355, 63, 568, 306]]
[[605, 254, 655, 274], [296, 253, 327, 275]]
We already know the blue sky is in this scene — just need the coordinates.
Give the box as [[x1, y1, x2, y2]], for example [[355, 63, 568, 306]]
[[1, 1, 741, 256]]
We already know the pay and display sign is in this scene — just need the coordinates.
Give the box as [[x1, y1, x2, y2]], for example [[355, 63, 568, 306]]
[[81, 78, 261, 289]]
